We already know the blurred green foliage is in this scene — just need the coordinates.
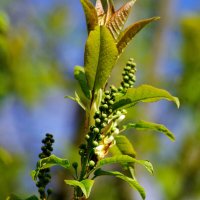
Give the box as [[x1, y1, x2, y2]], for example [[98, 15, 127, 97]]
[[0, 9, 68, 105], [0, 147, 23, 199]]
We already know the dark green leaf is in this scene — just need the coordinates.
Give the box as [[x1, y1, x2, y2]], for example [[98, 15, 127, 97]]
[[107, 0, 136, 40], [123, 120, 175, 141], [113, 84, 180, 110], [74, 66, 91, 99], [80, 0, 98, 33], [65, 179, 94, 198], [94, 169, 146, 200], [31, 154, 70, 181], [84, 26, 118, 92], [117, 17, 160, 54]]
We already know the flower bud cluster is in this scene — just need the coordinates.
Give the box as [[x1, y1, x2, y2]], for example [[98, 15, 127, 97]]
[[36, 133, 54, 200], [79, 85, 118, 165], [118, 58, 136, 92]]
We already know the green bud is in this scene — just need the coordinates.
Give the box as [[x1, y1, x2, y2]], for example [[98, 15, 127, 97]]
[[123, 75, 129, 81], [72, 162, 78, 169], [102, 113, 107, 118], [95, 118, 101, 124], [108, 100, 114, 105], [105, 95, 111, 100], [94, 127, 100, 133], [103, 104, 108, 109], [89, 160, 95, 167], [123, 83, 129, 88], [92, 141, 99, 147], [85, 134, 90, 140], [104, 118, 108, 123], [128, 80, 134, 85], [105, 90, 110, 95], [118, 86, 123, 91]]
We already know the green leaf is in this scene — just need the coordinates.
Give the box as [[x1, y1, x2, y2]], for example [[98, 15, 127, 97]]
[[80, 0, 98, 33], [123, 120, 175, 141], [94, 169, 146, 200], [113, 84, 180, 110], [117, 17, 160, 54], [65, 92, 87, 110], [107, 0, 136, 40], [65, 179, 94, 198], [6, 195, 38, 200], [96, 155, 153, 174], [84, 26, 118, 92], [74, 66, 91, 99], [31, 154, 70, 181], [111, 135, 136, 157]]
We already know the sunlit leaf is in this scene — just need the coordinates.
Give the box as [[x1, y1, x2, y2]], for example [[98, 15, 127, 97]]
[[65, 179, 94, 198], [96, 155, 153, 174], [80, 0, 98, 33], [84, 26, 118, 92], [31, 154, 70, 181], [111, 135, 136, 157], [74, 66, 91, 99], [113, 84, 180, 110], [94, 169, 146, 200], [107, 0, 136, 40], [117, 17, 160, 54], [123, 120, 175, 141]]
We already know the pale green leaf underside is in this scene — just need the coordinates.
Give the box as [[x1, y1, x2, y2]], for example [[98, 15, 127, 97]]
[[65, 179, 94, 198], [113, 84, 180, 110], [96, 155, 153, 174], [80, 0, 98, 33], [94, 169, 146, 200], [84, 26, 118, 91], [31, 154, 70, 181], [74, 66, 90, 99], [124, 120, 175, 141], [117, 17, 160, 54]]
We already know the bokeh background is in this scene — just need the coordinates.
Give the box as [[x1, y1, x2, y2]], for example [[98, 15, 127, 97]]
[[0, 0, 200, 199]]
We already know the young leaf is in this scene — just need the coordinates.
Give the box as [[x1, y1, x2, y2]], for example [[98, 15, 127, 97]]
[[65, 179, 94, 198], [111, 135, 136, 157], [94, 169, 146, 200], [65, 92, 87, 111], [117, 17, 160, 54], [123, 120, 175, 141], [96, 155, 153, 174], [84, 26, 118, 92], [95, 0, 104, 17], [113, 84, 180, 110], [107, 0, 136, 40], [74, 66, 91, 99], [31, 154, 70, 181], [80, 0, 98, 33]]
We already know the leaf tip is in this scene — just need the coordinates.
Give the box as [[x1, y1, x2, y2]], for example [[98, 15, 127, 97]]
[[174, 97, 180, 108]]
